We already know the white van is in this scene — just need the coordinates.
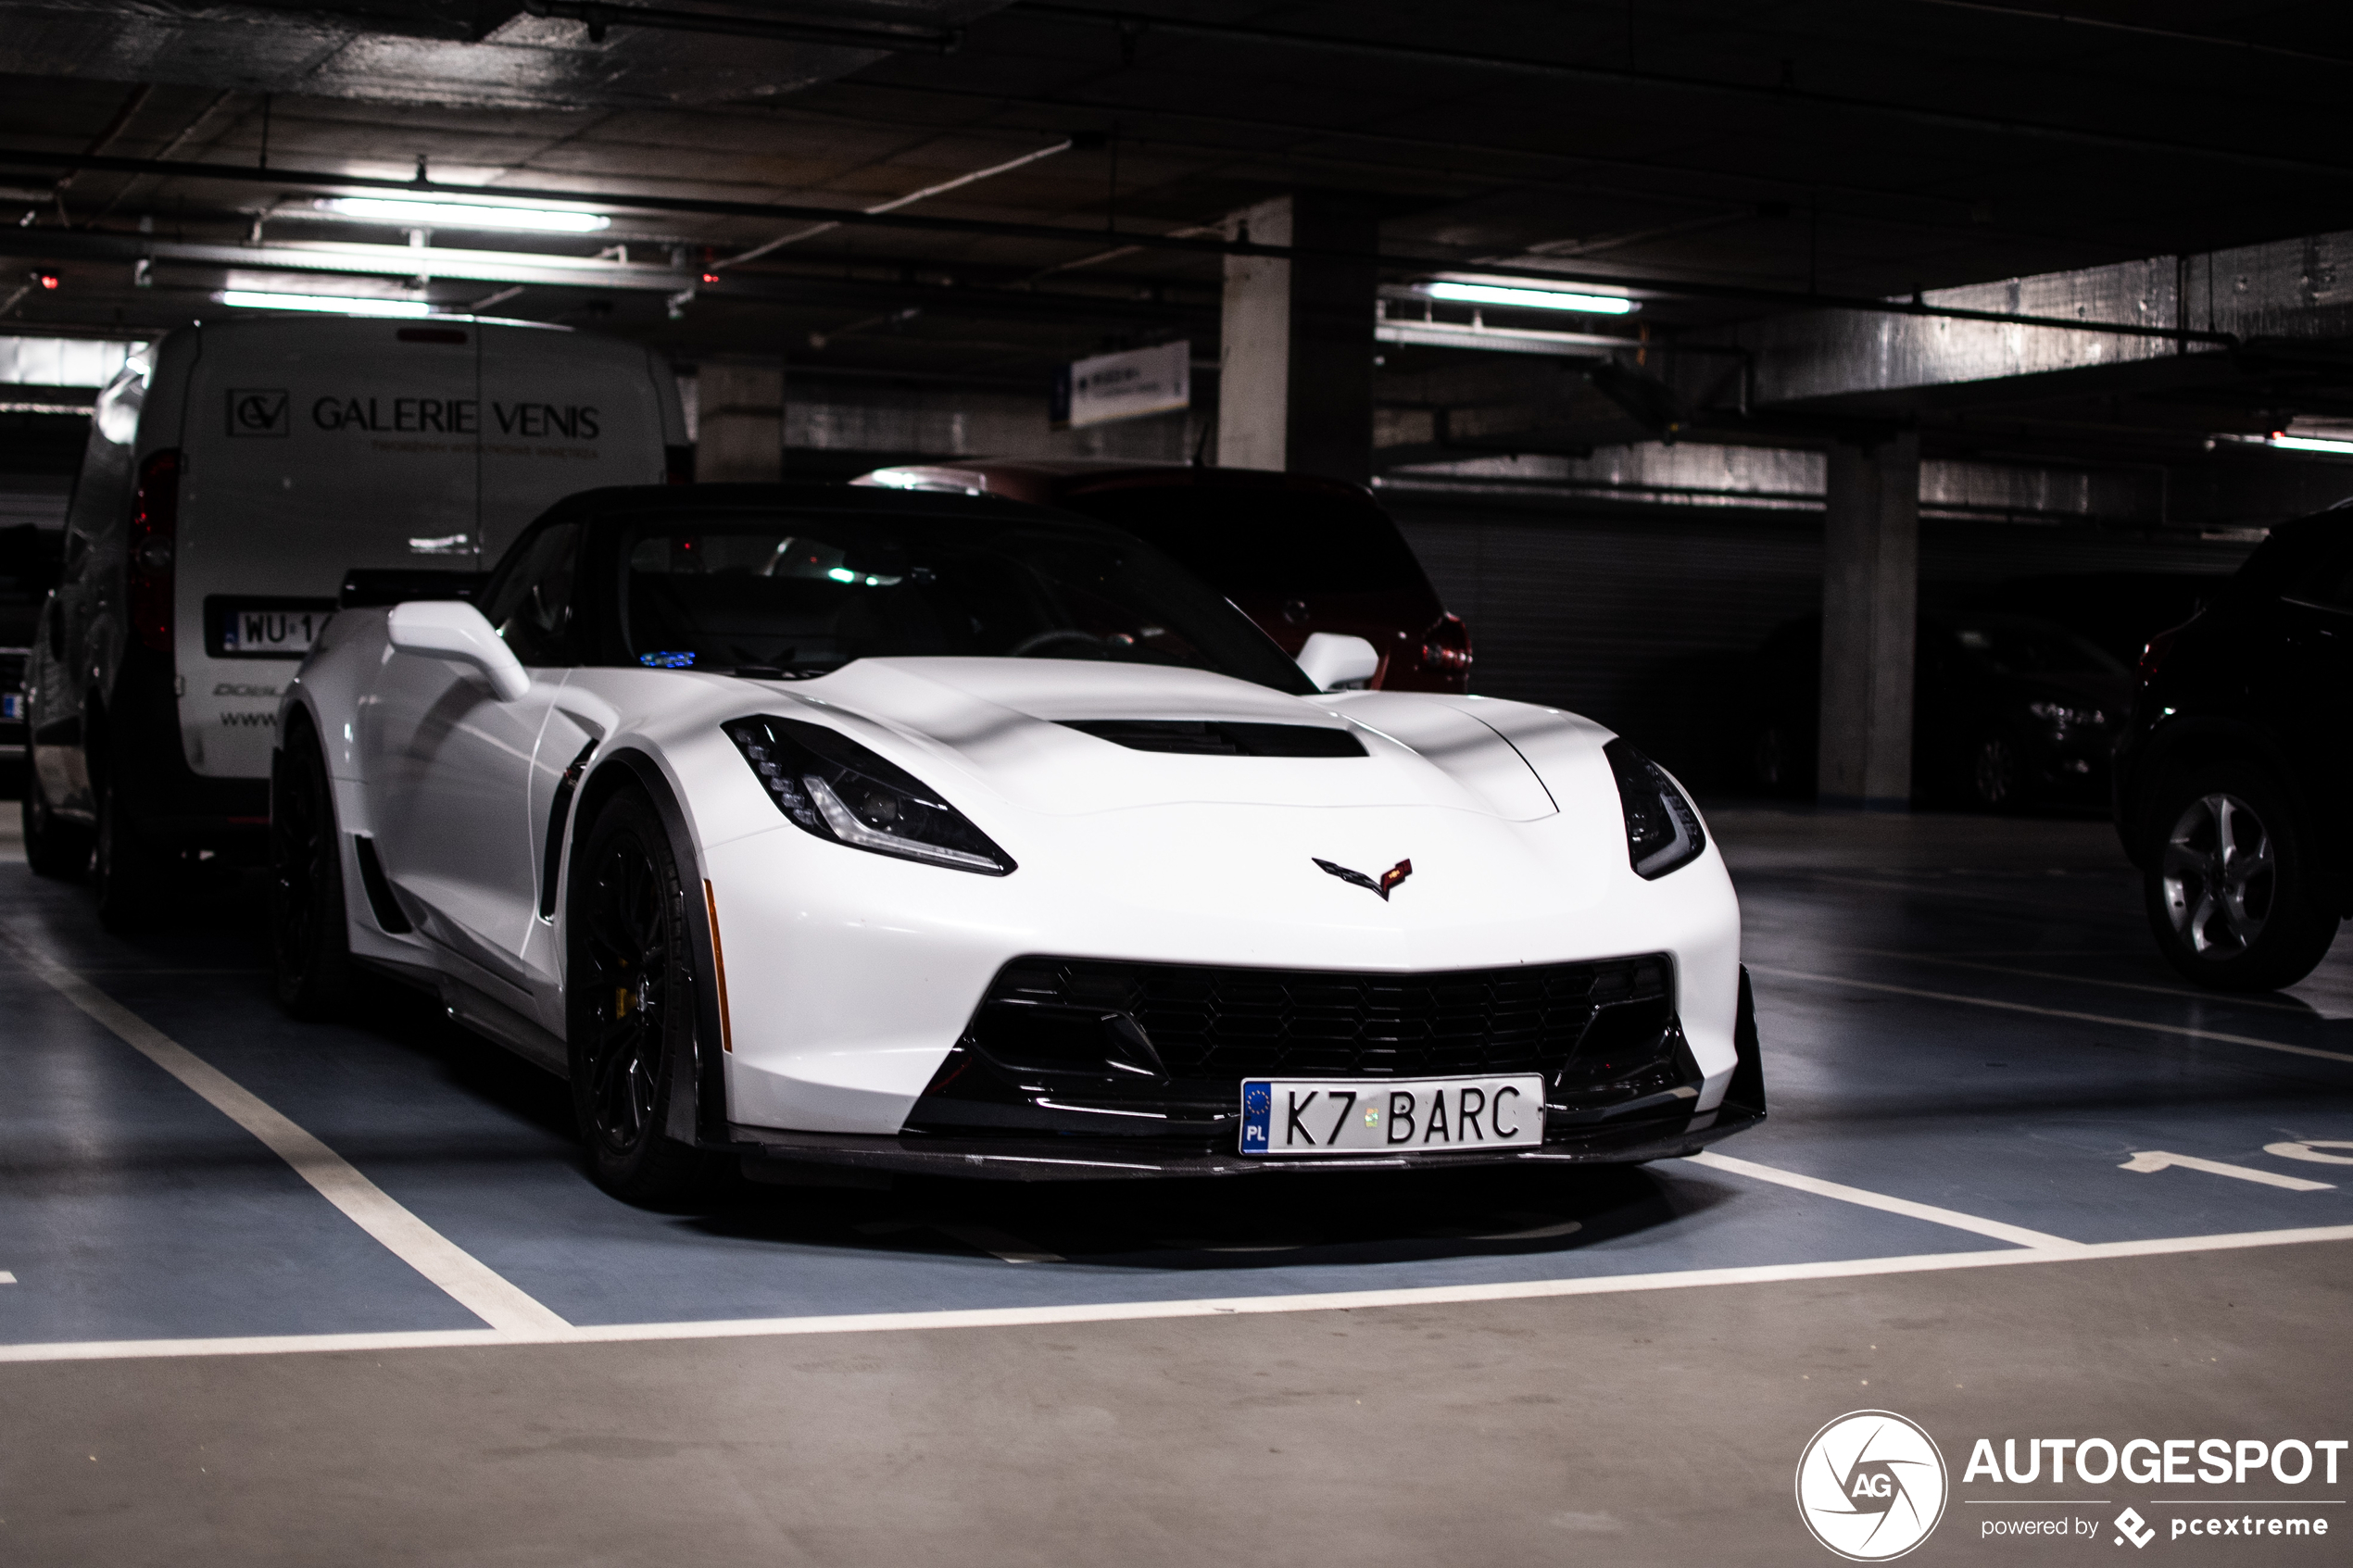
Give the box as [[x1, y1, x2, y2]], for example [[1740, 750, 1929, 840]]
[[25, 316, 689, 927]]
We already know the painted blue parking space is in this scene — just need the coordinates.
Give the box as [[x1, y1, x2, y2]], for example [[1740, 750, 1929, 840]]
[[0, 958, 483, 1345], [1732, 842, 2353, 1248], [5, 809, 2353, 1349], [2, 917, 2000, 1335]]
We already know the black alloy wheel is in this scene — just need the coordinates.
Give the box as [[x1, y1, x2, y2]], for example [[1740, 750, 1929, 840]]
[[2145, 762, 2340, 992], [21, 761, 90, 880], [1969, 735, 2022, 811], [567, 789, 714, 1206], [93, 773, 168, 933], [270, 727, 356, 1017]]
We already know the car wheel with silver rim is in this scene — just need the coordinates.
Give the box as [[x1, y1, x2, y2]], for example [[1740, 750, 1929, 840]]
[[1969, 734, 2021, 810], [2145, 762, 2339, 992]]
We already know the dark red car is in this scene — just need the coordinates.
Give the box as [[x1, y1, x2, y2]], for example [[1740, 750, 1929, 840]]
[[852, 461, 1471, 692]]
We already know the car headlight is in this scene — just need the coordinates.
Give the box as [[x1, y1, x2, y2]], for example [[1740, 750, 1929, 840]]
[[2027, 699, 2104, 728], [724, 715, 1015, 875], [1605, 738, 1705, 879]]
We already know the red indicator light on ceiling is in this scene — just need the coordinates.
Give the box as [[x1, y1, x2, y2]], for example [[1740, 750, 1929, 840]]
[[701, 273, 719, 284], [37, 274, 59, 290]]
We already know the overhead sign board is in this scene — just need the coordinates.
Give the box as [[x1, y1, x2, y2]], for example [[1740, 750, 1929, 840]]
[[1052, 340, 1189, 430]]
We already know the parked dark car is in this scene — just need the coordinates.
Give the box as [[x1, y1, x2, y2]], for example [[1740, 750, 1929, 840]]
[[2114, 508, 2352, 991], [1744, 610, 2133, 809], [852, 461, 1472, 692], [1967, 571, 2232, 669]]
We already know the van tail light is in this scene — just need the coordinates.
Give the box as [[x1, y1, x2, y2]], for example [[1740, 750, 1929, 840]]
[[1419, 612, 1473, 673], [128, 448, 180, 654], [665, 444, 696, 484], [2138, 624, 2183, 683]]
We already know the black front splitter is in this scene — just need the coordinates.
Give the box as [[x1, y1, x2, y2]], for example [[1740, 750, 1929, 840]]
[[727, 1103, 1764, 1184]]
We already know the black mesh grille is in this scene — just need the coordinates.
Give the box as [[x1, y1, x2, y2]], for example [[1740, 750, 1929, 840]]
[[970, 953, 1671, 1084]]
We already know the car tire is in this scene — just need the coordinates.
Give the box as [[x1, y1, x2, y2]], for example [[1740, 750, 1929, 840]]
[[1969, 734, 2023, 811], [566, 787, 717, 1208], [270, 727, 357, 1018], [2143, 762, 2340, 993], [92, 775, 168, 933], [22, 764, 91, 880]]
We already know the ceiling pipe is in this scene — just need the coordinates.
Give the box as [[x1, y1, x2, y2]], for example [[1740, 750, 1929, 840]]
[[0, 147, 2240, 347], [0, 227, 1209, 325], [516, 0, 961, 53], [1012, 3, 2353, 180], [714, 138, 1073, 270], [1890, 0, 2353, 69]]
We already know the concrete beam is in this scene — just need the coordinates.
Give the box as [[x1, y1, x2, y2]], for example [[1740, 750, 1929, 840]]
[[1216, 193, 1378, 483], [1711, 230, 2353, 414], [695, 363, 782, 482]]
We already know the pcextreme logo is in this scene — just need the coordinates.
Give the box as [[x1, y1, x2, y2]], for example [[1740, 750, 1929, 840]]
[[1797, 1410, 1951, 1562]]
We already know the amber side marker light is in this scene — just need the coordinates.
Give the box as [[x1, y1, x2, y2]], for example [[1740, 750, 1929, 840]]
[[703, 880, 734, 1053]]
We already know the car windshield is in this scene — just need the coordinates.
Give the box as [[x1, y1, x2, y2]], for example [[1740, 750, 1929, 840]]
[[607, 508, 1315, 693], [1951, 617, 2127, 677], [1058, 486, 1431, 597]]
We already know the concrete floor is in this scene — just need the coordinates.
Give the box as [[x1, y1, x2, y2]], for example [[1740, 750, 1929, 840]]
[[2, 806, 2350, 1564]]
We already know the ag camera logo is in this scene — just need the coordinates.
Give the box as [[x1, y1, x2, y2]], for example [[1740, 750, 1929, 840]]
[[1797, 1410, 1949, 1561]]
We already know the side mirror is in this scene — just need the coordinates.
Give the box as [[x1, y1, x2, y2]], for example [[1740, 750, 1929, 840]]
[[387, 599, 531, 702], [1296, 632, 1380, 692]]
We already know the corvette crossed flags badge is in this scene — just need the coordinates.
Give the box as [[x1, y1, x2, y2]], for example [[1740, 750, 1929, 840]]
[[1314, 857, 1414, 901]]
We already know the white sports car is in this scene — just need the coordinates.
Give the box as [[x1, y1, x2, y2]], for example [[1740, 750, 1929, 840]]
[[272, 483, 1762, 1203]]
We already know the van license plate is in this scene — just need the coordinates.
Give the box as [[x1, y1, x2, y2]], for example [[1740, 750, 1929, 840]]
[[1239, 1074, 1545, 1156], [220, 606, 328, 657]]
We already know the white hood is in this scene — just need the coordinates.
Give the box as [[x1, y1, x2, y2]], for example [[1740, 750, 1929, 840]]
[[768, 657, 1603, 820]]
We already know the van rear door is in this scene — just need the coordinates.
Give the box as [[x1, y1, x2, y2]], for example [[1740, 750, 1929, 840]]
[[476, 324, 676, 563], [177, 320, 481, 781], [174, 320, 679, 784]]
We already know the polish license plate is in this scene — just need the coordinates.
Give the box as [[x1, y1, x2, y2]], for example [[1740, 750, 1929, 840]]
[[220, 605, 329, 657], [1239, 1074, 1545, 1156]]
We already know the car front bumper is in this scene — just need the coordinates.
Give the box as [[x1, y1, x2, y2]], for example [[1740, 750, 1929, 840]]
[[725, 966, 1768, 1183]]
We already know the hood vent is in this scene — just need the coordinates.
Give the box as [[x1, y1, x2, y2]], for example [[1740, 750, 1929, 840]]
[[1061, 720, 1365, 758]]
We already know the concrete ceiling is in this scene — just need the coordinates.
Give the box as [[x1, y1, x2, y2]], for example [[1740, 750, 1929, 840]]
[[4, 0, 2353, 479]]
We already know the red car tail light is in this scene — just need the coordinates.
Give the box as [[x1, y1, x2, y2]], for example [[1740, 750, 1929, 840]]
[[128, 448, 180, 654], [1420, 612, 1473, 673]]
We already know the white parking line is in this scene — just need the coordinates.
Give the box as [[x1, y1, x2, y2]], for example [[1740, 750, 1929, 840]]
[[0, 925, 569, 1336], [1845, 949, 2326, 1015], [1748, 963, 2353, 1066], [0, 1272, 14, 1285], [4, 1222, 2351, 1366], [1683, 1150, 2082, 1249], [2120, 1150, 2334, 1192]]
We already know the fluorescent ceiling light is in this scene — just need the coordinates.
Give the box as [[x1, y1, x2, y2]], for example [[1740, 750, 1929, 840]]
[[2269, 433, 2353, 456], [1418, 280, 1637, 315], [219, 290, 434, 318], [317, 196, 610, 233]]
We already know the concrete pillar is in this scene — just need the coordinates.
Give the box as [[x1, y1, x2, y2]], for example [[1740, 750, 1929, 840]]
[[1816, 432, 1920, 810], [695, 362, 783, 482], [1215, 193, 1378, 483]]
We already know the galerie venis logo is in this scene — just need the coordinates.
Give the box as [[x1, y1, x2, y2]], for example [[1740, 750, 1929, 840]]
[[308, 396, 601, 437], [1796, 1411, 1950, 1562]]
